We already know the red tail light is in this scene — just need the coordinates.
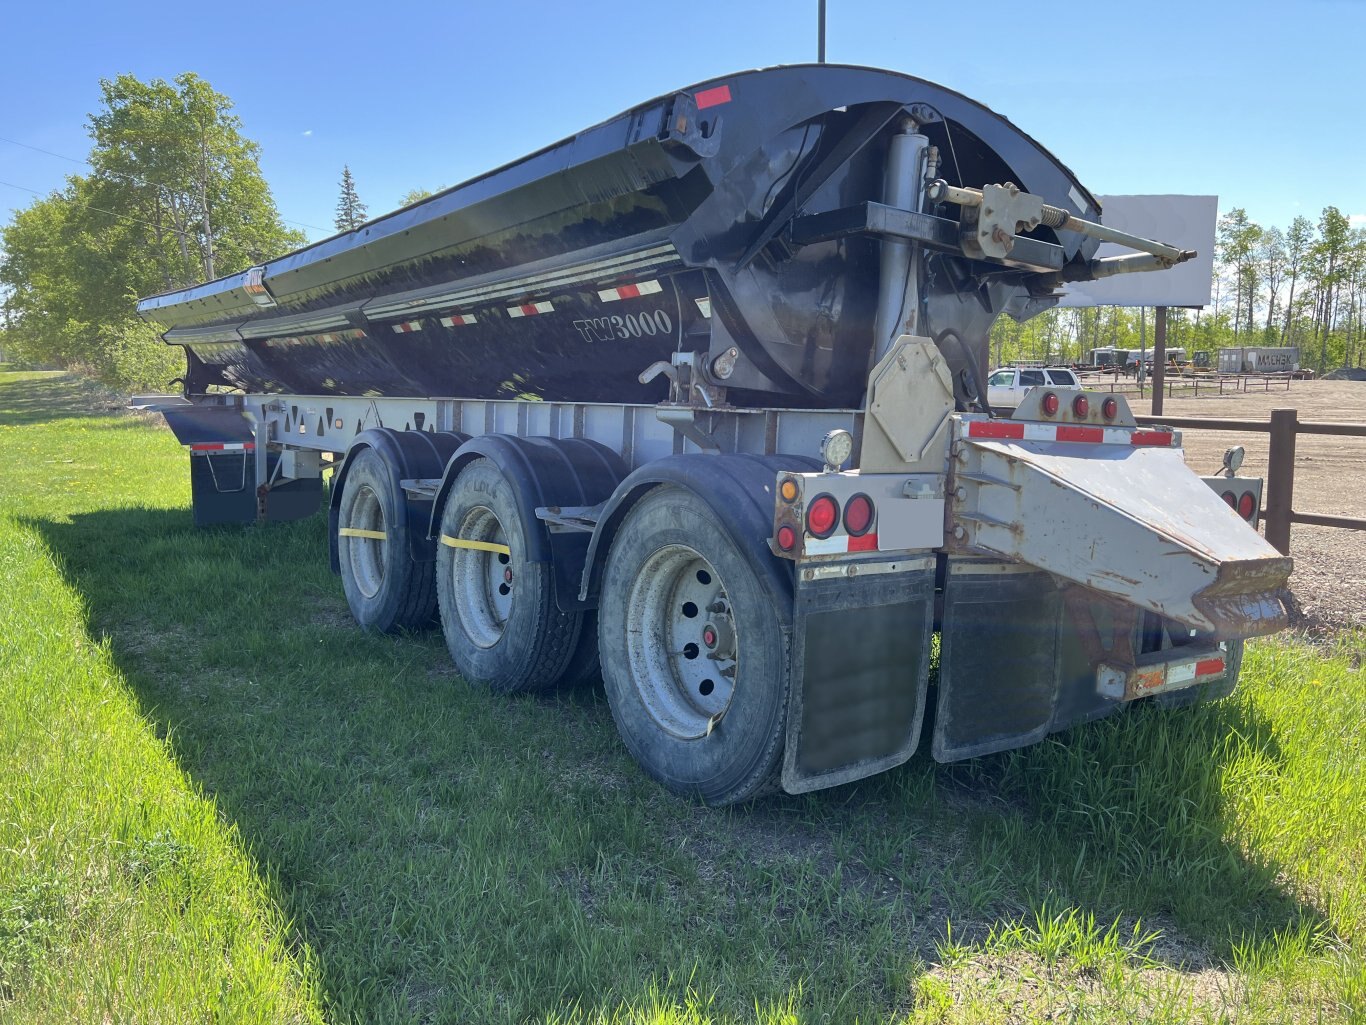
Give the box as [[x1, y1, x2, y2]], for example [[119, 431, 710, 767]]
[[1238, 491, 1257, 520], [1101, 397, 1118, 420], [843, 494, 874, 536], [1041, 392, 1060, 416], [776, 524, 797, 551], [1221, 491, 1236, 509], [1072, 394, 1089, 418], [806, 494, 839, 538]]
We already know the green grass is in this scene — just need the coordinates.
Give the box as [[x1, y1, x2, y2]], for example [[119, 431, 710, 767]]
[[0, 369, 1362, 1023]]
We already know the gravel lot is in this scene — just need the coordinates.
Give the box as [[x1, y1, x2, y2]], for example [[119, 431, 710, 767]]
[[1135, 379, 1366, 636]]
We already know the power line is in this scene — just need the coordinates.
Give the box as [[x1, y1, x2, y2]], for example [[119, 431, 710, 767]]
[[0, 133, 327, 233], [0, 176, 209, 241]]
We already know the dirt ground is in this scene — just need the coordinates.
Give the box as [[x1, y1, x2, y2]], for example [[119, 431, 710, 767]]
[[1133, 379, 1366, 636]]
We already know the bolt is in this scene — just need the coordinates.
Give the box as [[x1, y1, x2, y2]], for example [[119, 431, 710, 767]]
[[953, 525, 967, 540]]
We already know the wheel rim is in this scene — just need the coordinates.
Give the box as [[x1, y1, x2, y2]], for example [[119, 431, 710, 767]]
[[348, 484, 387, 599], [624, 544, 738, 740], [450, 506, 513, 649]]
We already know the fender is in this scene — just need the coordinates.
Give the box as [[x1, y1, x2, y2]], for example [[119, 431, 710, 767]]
[[328, 427, 464, 573], [429, 435, 628, 611], [578, 453, 822, 611]]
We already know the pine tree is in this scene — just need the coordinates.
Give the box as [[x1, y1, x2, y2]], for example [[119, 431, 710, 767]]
[[334, 165, 368, 231]]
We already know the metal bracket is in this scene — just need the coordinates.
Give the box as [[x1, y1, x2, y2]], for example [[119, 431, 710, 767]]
[[535, 502, 606, 533], [656, 408, 722, 453]]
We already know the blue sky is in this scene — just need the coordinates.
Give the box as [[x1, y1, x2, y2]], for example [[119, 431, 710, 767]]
[[2, 0, 1363, 244]]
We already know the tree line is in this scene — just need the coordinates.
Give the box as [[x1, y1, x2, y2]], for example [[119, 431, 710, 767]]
[[0, 74, 441, 390], [2, 72, 1361, 390]]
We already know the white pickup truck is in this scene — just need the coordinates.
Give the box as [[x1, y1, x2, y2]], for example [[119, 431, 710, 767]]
[[986, 366, 1081, 410]]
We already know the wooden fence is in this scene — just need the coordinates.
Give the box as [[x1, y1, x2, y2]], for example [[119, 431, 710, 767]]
[[1134, 408, 1366, 554]]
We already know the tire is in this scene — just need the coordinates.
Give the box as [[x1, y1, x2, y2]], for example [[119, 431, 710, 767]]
[[337, 446, 435, 632], [435, 458, 580, 693], [555, 609, 602, 690], [598, 485, 789, 806]]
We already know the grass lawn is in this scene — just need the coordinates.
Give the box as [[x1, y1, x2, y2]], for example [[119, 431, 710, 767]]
[[0, 368, 1362, 1023]]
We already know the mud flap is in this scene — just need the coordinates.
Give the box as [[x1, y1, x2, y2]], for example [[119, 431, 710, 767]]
[[160, 403, 322, 526], [188, 451, 321, 527], [933, 562, 1062, 761], [781, 557, 935, 794]]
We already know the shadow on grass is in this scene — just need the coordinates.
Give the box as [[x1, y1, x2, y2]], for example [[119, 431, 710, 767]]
[[32, 503, 1330, 1023], [0, 372, 136, 428]]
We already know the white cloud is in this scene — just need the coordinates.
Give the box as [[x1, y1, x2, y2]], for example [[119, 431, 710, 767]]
[[1350, 213, 1366, 227], [301, 129, 313, 137]]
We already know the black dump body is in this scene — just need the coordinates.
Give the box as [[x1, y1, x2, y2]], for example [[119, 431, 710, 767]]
[[137, 64, 1100, 409]]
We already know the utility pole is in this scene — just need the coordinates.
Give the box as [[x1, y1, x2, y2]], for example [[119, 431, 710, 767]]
[[818, 0, 826, 62]]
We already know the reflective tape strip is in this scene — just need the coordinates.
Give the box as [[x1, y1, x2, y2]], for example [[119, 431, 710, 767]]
[[695, 297, 712, 318], [598, 280, 663, 302], [392, 320, 423, 333], [339, 528, 387, 540], [189, 442, 254, 452], [507, 301, 554, 318], [440, 313, 477, 327], [695, 84, 732, 109], [802, 533, 878, 556], [965, 420, 1175, 447], [440, 534, 511, 556], [1130, 430, 1175, 447]]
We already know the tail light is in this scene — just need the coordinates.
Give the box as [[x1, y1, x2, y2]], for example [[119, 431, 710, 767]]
[[1221, 491, 1237, 509], [806, 494, 839, 538], [843, 494, 874, 536], [1072, 394, 1089, 418], [1101, 397, 1118, 420], [776, 524, 797, 551], [1238, 491, 1257, 520], [1041, 392, 1060, 416]]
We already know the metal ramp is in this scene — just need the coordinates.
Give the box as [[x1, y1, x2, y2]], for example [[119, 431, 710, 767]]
[[950, 418, 1291, 639]]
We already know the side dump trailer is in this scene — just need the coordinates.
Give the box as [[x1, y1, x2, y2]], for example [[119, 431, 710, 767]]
[[138, 64, 1291, 805]]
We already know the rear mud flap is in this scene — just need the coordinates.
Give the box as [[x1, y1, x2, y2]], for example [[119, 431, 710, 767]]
[[933, 564, 1064, 761], [782, 559, 935, 794], [189, 452, 321, 527]]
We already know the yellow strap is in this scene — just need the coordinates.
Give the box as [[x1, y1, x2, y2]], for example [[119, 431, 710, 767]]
[[338, 527, 388, 540], [439, 534, 511, 556]]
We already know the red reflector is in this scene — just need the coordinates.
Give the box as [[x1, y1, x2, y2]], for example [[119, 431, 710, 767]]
[[806, 495, 839, 538], [1221, 491, 1237, 508], [1238, 491, 1257, 520], [1101, 397, 1118, 420], [844, 494, 874, 535], [1072, 394, 1090, 418], [848, 532, 878, 553], [616, 283, 641, 299], [695, 85, 732, 109], [1041, 392, 1060, 416], [968, 420, 1025, 439], [1056, 425, 1104, 443], [1194, 658, 1225, 677], [1130, 431, 1173, 447], [776, 525, 797, 551]]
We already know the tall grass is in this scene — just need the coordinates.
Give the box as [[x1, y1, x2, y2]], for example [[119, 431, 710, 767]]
[[0, 370, 1361, 1023]]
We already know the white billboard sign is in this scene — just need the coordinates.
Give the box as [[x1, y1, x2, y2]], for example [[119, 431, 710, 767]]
[[1056, 194, 1217, 308]]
